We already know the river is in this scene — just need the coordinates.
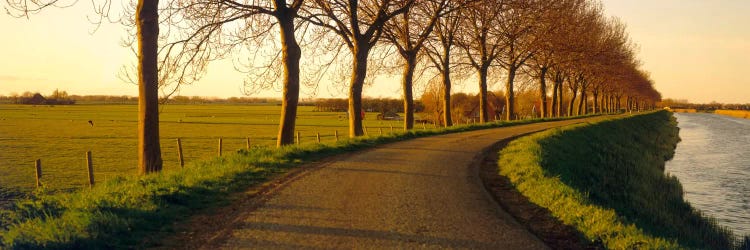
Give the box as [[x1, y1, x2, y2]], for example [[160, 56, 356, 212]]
[[667, 112, 750, 237]]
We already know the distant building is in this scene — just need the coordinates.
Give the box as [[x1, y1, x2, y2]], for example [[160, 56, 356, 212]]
[[26, 93, 47, 105], [17, 93, 75, 105]]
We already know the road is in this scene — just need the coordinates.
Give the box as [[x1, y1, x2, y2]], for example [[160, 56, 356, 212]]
[[175, 118, 602, 249]]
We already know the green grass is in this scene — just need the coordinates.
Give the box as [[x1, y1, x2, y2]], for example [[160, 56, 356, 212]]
[[0, 104, 407, 193], [0, 105, 580, 249], [498, 110, 746, 249]]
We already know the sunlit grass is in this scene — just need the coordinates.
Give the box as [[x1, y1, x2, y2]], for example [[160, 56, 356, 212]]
[[0, 108, 580, 249], [0, 104, 405, 192], [498, 111, 747, 249]]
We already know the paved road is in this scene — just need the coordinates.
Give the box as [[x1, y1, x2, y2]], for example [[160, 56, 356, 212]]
[[201, 118, 600, 249]]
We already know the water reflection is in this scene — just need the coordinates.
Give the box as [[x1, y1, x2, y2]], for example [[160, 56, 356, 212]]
[[667, 112, 750, 237]]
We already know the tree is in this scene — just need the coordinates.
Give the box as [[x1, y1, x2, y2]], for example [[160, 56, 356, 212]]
[[381, 0, 449, 130], [304, 0, 413, 137], [494, 0, 546, 120], [135, 0, 163, 173], [421, 78, 445, 124], [6, 0, 164, 174], [458, 0, 506, 123], [526, 0, 586, 118], [122, 0, 309, 147], [424, 0, 467, 127]]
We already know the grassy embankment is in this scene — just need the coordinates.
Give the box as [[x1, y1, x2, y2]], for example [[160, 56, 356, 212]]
[[0, 110, 588, 249], [498, 110, 748, 249]]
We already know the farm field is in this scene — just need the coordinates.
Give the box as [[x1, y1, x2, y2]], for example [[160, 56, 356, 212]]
[[0, 104, 408, 194]]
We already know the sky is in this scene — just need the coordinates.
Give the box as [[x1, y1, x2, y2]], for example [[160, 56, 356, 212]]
[[1, 1, 749, 103]]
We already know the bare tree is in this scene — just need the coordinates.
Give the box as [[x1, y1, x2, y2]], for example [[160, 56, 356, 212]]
[[494, 0, 546, 120], [525, 0, 587, 118], [381, 0, 449, 130], [424, 1, 467, 127], [457, 0, 506, 123], [304, 0, 413, 137], [120, 0, 311, 147]]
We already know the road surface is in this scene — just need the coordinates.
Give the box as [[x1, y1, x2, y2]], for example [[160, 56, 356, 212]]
[[174, 118, 603, 249]]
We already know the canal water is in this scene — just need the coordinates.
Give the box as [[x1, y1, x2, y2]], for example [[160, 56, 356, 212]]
[[666, 112, 750, 237]]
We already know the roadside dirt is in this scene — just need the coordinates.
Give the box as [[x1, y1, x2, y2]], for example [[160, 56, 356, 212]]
[[479, 138, 604, 249]]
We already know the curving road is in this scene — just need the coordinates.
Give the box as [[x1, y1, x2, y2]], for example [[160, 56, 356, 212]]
[[188, 118, 603, 249]]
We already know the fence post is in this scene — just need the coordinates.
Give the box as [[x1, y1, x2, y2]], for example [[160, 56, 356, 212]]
[[363, 125, 368, 136], [422, 123, 426, 130], [218, 137, 223, 157], [316, 132, 321, 143], [35, 159, 42, 188], [334, 130, 339, 142], [246, 137, 251, 150], [177, 138, 184, 168], [390, 125, 393, 133], [296, 131, 301, 145], [86, 151, 94, 188], [379, 128, 383, 135]]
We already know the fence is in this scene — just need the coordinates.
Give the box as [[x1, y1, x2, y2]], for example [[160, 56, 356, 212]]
[[28, 122, 464, 190]]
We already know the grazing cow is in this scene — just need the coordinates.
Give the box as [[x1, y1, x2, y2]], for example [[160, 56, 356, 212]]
[[88, 120, 94, 127]]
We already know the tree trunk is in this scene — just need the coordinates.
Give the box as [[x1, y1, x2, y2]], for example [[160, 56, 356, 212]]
[[578, 89, 589, 115], [505, 66, 516, 121], [592, 91, 602, 114], [551, 80, 558, 118], [276, 13, 301, 147], [578, 91, 586, 116], [568, 89, 577, 117], [538, 67, 548, 118], [557, 81, 564, 116], [136, 0, 163, 175], [616, 95, 622, 111], [478, 66, 490, 122], [349, 45, 370, 137], [635, 97, 640, 111], [401, 54, 417, 130], [441, 49, 453, 127]]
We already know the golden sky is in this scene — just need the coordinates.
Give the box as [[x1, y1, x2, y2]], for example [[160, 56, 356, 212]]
[[1, 0, 748, 103]]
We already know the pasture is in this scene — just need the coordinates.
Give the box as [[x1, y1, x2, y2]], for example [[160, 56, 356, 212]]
[[0, 104, 406, 193]]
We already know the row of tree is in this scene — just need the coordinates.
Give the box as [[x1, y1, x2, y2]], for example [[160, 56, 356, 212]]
[[659, 99, 750, 111], [6, 0, 660, 175], [2, 90, 75, 105]]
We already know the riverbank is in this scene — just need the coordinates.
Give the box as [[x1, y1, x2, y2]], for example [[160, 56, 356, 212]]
[[715, 109, 750, 119], [666, 107, 750, 120], [497, 111, 747, 249], [667, 112, 750, 238]]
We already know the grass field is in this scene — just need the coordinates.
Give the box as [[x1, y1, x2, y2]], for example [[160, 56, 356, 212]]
[[0, 104, 409, 193]]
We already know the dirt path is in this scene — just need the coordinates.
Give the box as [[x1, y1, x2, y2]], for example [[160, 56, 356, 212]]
[[159, 117, 606, 249]]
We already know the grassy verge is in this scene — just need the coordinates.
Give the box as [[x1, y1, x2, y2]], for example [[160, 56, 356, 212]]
[[0, 115, 591, 249], [498, 110, 747, 249]]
